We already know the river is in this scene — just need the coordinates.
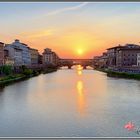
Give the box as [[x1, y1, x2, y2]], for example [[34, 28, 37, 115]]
[[0, 65, 140, 137]]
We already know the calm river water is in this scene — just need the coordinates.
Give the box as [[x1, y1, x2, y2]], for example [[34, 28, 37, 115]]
[[0, 65, 140, 137]]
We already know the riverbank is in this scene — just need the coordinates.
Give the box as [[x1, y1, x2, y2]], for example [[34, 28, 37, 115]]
[[95, 68, 140, 80], [0, 68, 58, 87], [0, 74, 27, 86], [42, 68, 57, 74]]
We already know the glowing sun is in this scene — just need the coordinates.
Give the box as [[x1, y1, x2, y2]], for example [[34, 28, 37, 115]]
[[77, 49, 83, 55]]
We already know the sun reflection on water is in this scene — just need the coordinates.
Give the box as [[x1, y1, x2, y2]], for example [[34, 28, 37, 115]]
[[77, 81, 83, 95], [76, 64, 86, 116], [76, 80, 86, 116], [77, 65, 83, 70], [78, 70, 82, 75], [77, 65, 83, 75]]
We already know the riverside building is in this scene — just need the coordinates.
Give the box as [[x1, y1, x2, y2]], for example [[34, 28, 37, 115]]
[[0, 42, 4, 66], [43, 48, 59, 66], [137, 53, 140, 66], [106, 45, 122, 68], [94, 43, 140, 69], [4, 49, 15, 66], [29, 47, 39, 65], [116, 44, 140, 67], [5, 39, 31, 66]]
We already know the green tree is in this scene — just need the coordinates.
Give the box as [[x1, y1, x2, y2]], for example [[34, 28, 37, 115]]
[[2, 65, 13, 75], [23, 69, 33, 76]]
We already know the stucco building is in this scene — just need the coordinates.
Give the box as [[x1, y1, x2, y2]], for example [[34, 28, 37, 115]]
[[94, 44, 140, 69], [38, 54, 43, 64], [137, 53, 140, 66], [29, 47, 39, 65], [0, 42, 4, 66], [93, 52, 108, 68], [106, 45, 122, 68], [4, 44, 23, 66], [5, 39, 31, 66], [43, 48, 59, 66], [116, 44, 140, 67]]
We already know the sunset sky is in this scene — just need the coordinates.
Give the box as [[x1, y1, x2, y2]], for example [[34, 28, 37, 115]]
[[1, 2, 140, 58]]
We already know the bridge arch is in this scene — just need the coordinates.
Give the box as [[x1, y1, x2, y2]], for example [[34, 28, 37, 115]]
[[59, 59, 93, 69]]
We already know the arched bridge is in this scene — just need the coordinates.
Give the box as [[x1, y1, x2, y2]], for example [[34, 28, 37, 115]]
[[59, 58, 93, 69]]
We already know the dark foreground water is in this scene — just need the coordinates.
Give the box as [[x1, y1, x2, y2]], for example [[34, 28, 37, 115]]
[[0, 65, 140, 137]]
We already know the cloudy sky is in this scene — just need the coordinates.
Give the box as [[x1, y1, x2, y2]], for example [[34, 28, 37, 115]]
[[1, 2, 140, 58]]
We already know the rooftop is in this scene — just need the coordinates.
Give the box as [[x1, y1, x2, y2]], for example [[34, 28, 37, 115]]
[[0, 42, 4, 44], [107, 45, 123, 50], [107, 44, 140, 51], [28, 47, 38, 51]]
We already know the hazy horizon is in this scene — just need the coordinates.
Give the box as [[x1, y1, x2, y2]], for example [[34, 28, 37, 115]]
[[1, 2, 140, 58]]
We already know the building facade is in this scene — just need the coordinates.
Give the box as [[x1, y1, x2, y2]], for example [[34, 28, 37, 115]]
[[93, 56, 100, 68], [0, 42, 4, 66], [5, 39, 31, 66], [29, 47, 39, 65], [4, 50, 14, 66], [94, 44, 140, 69], [99, 52, 108, 68], [4, 45, 23, 66], [43, 48, 53, 65], [52, 52, 60, 65], [137, 53, 140, 66], [93, 52, 108, 68], [38, 54, 43, 64], [106, 45, 122, 68], [116, 44, 140, 67], [43, 48, 59, 66]]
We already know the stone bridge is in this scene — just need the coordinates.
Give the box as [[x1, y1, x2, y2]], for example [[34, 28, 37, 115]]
[[59, 58, 93, 69]]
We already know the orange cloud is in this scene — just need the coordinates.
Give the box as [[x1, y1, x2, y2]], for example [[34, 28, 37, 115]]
[[23, 29, 55, 39], [18, 25, 108, 58]]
